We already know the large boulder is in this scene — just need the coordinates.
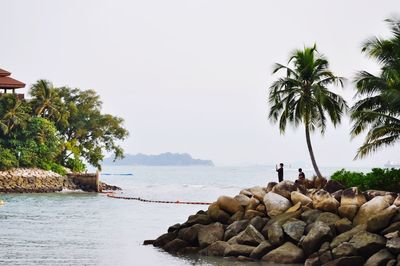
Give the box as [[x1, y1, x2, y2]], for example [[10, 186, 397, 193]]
[[199, 241, 229, 256], [364, 248, 394, 266], [301, 221, 334, 255], [338, 205, 359, 221], [185, 213, 212, 226], [249, 216, 268, 232], [340, 187, 367, 207], [386, 237, 400, 254], [332, 242, 357, 259], [153, 231, 178, 247], [224, 220, 249, 241], [367, 205, 398, 232], [262, 242, 305, 264], [282, 218, 306, 242], [217, 196, 243, 215], [353, 196, 391, 225], [312, 189, 339, 213], [177, 224, 203, 245], [249, 241, 273, 259], [207, 202, 231, 224], [234, 194, 251, 207], [324, 180, 345, 194], [335, 218, 353, 234], [236, 224, 265, 246], [263, 192, 292, 217], [272, 180, 297, 199], [163, 239, 189, 253], [348, 231, 386, 258], [224, 244, 255, 257], [197, 223, 225, 248], [248, 186, 267, 201], [330, 224, 367, 249], [291, 191, 313, 206], [267, 222, 285, 246]]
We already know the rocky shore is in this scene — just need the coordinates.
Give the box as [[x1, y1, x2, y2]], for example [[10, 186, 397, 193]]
[[0, 168, 120, 193], [145, 179, 400, 265]]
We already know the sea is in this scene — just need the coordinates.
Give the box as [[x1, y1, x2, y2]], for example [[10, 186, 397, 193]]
[[0, 165, 374, 266]]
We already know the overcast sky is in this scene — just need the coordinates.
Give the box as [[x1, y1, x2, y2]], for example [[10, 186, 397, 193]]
[[1, 0, 399, 167]]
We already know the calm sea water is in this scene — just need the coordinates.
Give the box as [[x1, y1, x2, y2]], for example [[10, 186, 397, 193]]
[[0, 165, 373, 266]]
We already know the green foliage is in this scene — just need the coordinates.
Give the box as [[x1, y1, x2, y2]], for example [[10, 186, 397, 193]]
[[0, 147, 18, 170], [0, 81, 128, 173], [351, 18, 400, 158], [331, 168, 400, 192]]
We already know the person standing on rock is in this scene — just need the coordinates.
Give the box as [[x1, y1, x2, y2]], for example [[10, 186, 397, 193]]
[[298, 168, 305, 180], [276, 163, 284, 182]]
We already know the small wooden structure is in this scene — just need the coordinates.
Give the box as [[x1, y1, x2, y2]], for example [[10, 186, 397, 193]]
[[0, 68, 25, 99]]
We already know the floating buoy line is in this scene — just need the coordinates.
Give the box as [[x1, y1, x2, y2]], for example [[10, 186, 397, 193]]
[[105, 191, 211, 205]]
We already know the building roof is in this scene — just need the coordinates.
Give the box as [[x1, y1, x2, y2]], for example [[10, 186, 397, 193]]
[[0, 68, 25, 89]]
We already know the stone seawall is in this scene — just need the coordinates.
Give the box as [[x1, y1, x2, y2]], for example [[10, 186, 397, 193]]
[[0, 168, 108, 193]]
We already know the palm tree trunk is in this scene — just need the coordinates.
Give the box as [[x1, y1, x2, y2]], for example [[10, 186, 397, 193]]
[[305, 124, 323, 178]]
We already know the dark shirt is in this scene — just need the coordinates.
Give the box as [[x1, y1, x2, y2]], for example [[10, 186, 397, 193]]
[[276, 167, 283, 182], [299, 172, 305, 179]]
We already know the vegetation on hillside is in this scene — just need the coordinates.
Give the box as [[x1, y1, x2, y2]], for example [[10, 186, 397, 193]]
[[0, 80, 128, 173]]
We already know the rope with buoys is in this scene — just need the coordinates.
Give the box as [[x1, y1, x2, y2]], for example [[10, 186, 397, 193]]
[[105, 192, 212, 205]]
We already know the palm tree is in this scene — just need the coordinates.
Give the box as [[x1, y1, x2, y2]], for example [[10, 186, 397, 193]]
[[351, 18, 400, 158], [269, 45, 348, 178], [30, 79, 62, 120], [0, 96, 29, 135]]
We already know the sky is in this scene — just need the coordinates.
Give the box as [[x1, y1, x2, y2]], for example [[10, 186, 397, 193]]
[[1, 0, 399, 167]]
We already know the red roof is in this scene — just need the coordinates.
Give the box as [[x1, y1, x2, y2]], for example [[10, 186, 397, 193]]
[[0, 68, 25, 89], [0, 68, 11, 77]]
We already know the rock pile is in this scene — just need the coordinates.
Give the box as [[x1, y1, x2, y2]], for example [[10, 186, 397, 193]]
[[145, 180, 400, 265], [0, 168, 76, 192]]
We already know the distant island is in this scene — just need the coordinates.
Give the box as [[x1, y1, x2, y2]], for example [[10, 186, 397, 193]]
[[102, 153, 214, 166]]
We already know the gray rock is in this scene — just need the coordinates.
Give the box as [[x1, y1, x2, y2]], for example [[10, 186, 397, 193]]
[[304, 255, 321, 266], [186, 214, 212, 226], [364, 248, 394, 266], [332, 242, 357, 259], [249, 216, 267, 232], [316, 212, 340, 227], [324, 256, 364, 266], [199, 241, 229, 256], [338, 204, 359, 221], [263, 192, 292, 217], [224, 220, 249, 241], [387, 259, 396, 266], [282, 218, 306, 242], [249, 241, 273, 259], [153, 231, 178, 247], [262, 242, 304, 264], [223, 244, 255, 257], [267, 222, 285, 246], [234, 194, 251, 207], [301, 221, 334, 255], [167, 223, 181, 232], [198, 223, 225, 248], [228, 210, 244, 224], [349, 231, 386, 258], [177, 224, 203, 245], [335, 218, 353, 234], [387, 237, 400, 254], [382, 221, 400, 235], [207, 203, 231, 224], [301, 209, 322, 224], [330, 224, 367, 249], [271, 180, 297, 199], [236, 224, 265, 246], [163, 239, 189, 253], [367, 205, 398, 232], [353, 196, 391, 225]]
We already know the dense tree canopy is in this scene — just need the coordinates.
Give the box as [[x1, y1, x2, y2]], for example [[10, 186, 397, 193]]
[[0, 81, 129, 173]]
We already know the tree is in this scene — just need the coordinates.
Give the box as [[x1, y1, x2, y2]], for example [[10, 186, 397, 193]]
[[53, 87, 129, 170], [30, 79, 64, 121], [0, 94, 30, 135], [268, 45, 348, 178], [351, 18, 400, 158]]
